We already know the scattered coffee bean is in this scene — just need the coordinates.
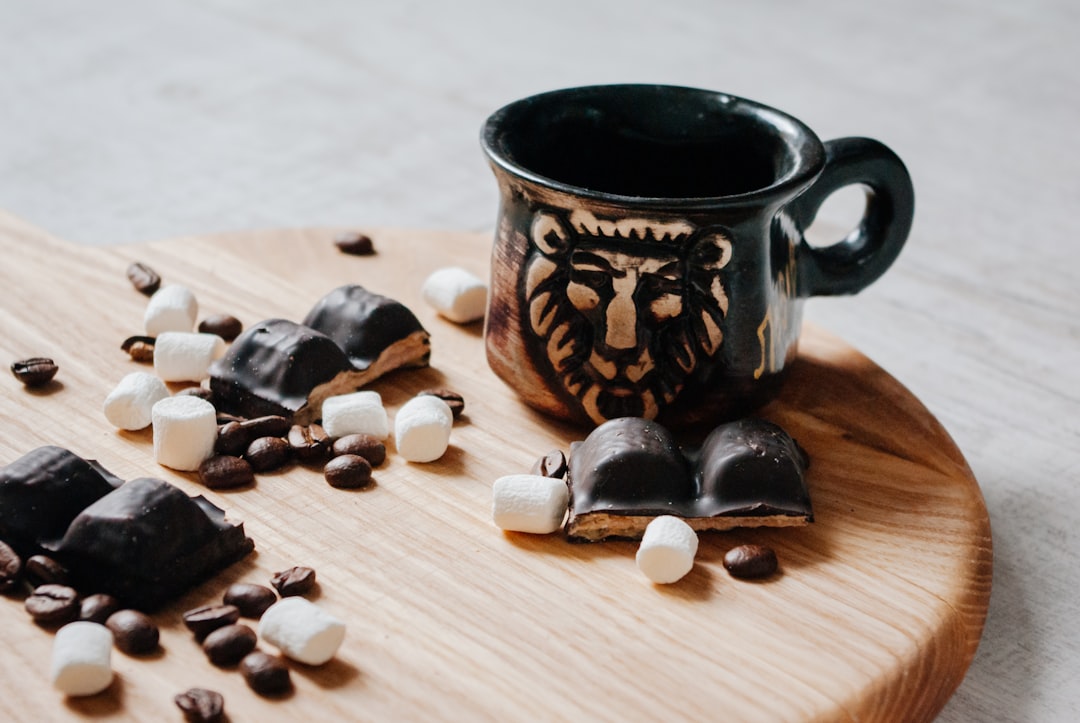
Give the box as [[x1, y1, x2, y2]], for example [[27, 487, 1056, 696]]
[[331, 433, 387, 467], [333, 231, 375, 256], [198, 455, 255, 490], [722, 544, 779, 579], [418, 388, 465, 418], [24, 554, 70, 586], [245, 437, 291, 473], [216, 415, 291, 456], [79, 593, 122, 625], [288, 424, 332, 464], [271, 566, 316, 597], [223, 583, 278, 619], [183, 604, 241, 640], [126, 261, 162, 296], [120, 335, 157, 363], [324, 454, 373, 489], [530, 449, 568, 479], [0, 540, 23, 594], [203, 623, 257, 666], [25, 584, 79, 625], [198, 314, 243, 342], [176, 386, 214, 402], [106, 609, 160, 655], [174, 687, 226, 723], [10, 357, 58, 387], [216, 412, 245, 425], [240, 651, 292, 696]]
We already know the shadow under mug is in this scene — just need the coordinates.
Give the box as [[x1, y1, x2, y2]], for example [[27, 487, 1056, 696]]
[[481, 84, 914, 428]]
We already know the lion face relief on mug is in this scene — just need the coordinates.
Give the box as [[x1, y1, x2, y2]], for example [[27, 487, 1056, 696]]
[[524, 209, 732, 423]]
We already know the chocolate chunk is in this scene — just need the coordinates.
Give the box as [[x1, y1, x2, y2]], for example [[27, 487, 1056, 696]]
[[565, 418, 694, 541], [48, 477, 254, 610], [565, 417, 812, 541], [209, 319, 355, 423], [302, 284, 430, 372], [0, 446, 122, 557]]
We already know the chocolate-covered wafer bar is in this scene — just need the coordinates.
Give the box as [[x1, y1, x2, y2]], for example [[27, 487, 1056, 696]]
[[210, 286, 431, 424], [565, 417, 812, 541]]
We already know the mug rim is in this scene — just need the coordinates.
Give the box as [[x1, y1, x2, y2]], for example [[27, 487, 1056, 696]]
[[481, 83, 826, 209]]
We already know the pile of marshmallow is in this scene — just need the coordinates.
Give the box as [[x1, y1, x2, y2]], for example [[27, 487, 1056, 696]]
[[491, 476, 699, 585]]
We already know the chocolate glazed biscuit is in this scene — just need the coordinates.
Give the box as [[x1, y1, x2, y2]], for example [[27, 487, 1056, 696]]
[[565, 417, 812, 541]]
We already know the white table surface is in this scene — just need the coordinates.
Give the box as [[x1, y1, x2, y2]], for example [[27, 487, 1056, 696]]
[[2, 1, 1078, 720]]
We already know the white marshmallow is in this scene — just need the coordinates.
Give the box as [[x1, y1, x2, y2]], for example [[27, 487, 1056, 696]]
[[152, 395, 218, 471], [421, 266, 488, 324], [636, 516, 699, 584], [321, 390, 389, 439], [144, 285, 198, 336], [394, 394, 452, 463], [491, 474, 569, 534], [154, 331, 226, 382], [103, 372, 170, 431], [258, 597, 346, 666], [51, 622, 114, 697]]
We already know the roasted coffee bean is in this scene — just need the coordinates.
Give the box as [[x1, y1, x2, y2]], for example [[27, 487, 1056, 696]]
[[106, 609, 160, 655], [183, 604, 241, 639], [203, 623, 257, 666], [198, 455, 255, 490], [223, 583, 277, 619], [333, 231, 375, 256], [126, 261, 162, 296], [324, 454, 373, 489], [174, 687, 226, 723], [198, 314, 243, 342], [176, 386, 214, 402], [722, 544, 779, 579], [530, 449, 568, 479], [216, 415, 291, 456], [25, 584, 79, 625], [331, 433, 386, 467], [0, 540, 23, 594], [10, 357, 58, 387], [245, 437, 291, 473], [240, 651, 292, 696], [288, 424, 331, 464], [418, 388, 465, 418], [25, 554, 69, 586], [79, 593, 122, 625], [271, 566, 316, 597], [120, 335, 156, 362]]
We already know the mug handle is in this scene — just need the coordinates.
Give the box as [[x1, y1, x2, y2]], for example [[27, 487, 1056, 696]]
[[787, 137, 915, 297]]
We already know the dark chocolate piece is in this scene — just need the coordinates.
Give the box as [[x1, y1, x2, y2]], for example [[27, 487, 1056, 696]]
[[209, 319, 354, 422], [48, 477, 254, 610], [210, 286, 431, 425], [0, 446, 121, 556], [302, 285, 429, 371], [565, 417, 812, 541]]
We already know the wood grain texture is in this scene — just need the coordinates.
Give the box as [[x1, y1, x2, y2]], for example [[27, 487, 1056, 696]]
[[0, 212, 990, 721]]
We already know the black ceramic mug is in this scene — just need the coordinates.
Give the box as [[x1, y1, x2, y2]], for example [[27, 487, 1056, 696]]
[[481, 84, 913, 427]]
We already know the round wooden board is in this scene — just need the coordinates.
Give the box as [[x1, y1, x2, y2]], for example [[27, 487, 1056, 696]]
[[0, 212, 991, 722]]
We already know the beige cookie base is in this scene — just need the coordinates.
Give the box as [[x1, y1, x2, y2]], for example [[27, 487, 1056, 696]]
[[0, 212, 991, 723], [566, 510, 811, 542]]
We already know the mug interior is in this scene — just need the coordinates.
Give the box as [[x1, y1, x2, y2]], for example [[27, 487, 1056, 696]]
[[484, 85, 823, 202]]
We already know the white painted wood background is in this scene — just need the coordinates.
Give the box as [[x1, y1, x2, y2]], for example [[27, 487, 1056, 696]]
[[1, 0, 1077, 720]]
